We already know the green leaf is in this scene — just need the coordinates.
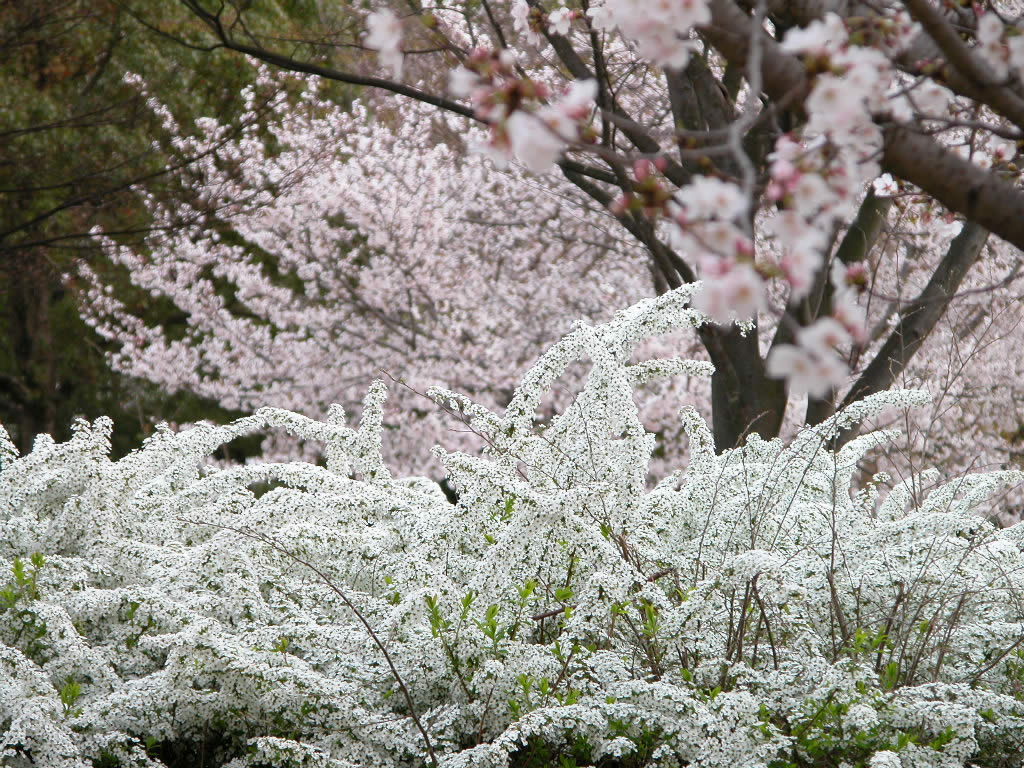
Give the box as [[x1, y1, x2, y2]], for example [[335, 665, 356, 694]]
[[929, 727, 956, 750], [59, 678, 81, 716], [518, 579, 537, 602], [11, 558, 26, 585], [882, 661, 901, 691]]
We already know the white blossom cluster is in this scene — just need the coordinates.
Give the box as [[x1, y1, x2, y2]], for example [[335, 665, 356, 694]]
[[3, 288, 1024, 767]]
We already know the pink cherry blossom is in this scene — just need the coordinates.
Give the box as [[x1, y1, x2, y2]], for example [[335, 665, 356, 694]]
[[506, 111, 565, 172], [512, 0, 542, 46], [766, 344, 847, 398], [448, 66, 479, 98], [692, 262, 766, 324], [912, 80, 952, 116], [976, 13, 1009, 80], [780, 13, 847, 55], [590, 0, 709, 69], [806, 75, 864, 134], [832, 289, 867, 344], [500, 79, 596, 173], [676, 176, 748, 221], [788, 172, 837, 217], [547, 7, 573, 36], [872, 173, 898, 197], [799, 318, 852, 356]]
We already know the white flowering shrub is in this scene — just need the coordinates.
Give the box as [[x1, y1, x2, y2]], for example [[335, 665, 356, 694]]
[[3, 286, 1024, 768]]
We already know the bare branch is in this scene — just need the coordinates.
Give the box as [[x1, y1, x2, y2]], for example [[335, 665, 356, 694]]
[[836, 221, 989, 433]]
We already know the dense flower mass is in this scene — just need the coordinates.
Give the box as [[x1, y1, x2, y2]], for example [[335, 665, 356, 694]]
[[3, 289, 1024, 767], [75, 0, 1024, 510], [587, 0, 709, 68], [365, 9, 404, 79]]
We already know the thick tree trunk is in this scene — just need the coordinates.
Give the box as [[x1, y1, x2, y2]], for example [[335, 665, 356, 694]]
[[702, 325, 788, 451], [6, 255, 58, 453]]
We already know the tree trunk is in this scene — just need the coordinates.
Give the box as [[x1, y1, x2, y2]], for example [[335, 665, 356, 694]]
[[703, 324, 788, 451], [6, 255, 58, 452]]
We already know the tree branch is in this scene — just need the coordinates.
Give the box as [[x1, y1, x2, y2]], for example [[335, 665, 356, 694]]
[[834, 221, 989, 437], [177, 0, 477, 120], [900, 0, 1024, 130], [700, 0, 1024, 252], [833, 189, 892, 267]]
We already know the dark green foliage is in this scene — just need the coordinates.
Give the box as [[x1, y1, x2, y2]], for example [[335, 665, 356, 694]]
[[0, 0, 340, 456]]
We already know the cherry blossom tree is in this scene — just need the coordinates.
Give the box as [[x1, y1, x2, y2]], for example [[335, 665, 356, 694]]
[[80, 76, 687, 474], [87, 0, 1023, 496], [138, 0, 1024, 458]]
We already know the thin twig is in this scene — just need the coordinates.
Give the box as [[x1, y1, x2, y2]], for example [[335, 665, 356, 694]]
[[177, 516, 438, 767]]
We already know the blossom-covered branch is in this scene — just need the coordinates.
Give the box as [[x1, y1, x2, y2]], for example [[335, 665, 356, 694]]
[[155, 0, 1024, 455]]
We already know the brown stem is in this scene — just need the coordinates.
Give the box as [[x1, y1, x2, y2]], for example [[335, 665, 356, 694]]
[[179, 517, 438, 767]]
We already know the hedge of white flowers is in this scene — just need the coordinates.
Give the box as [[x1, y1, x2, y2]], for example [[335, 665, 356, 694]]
[[3, 286, 1024, 768]]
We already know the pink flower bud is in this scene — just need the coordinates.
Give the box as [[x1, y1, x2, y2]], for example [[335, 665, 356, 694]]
[[845, 263, 867, 286], [609, 195, 631, 216], [653, 156, 669, 173], [634, 158, 654, 182], [771, 158, 796, 182]]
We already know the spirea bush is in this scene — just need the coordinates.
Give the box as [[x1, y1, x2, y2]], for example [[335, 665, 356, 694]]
[[3, 286, 1024, 768]]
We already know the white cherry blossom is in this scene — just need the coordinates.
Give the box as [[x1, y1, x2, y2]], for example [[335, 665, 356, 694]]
[[780, 13, 847, 55], [767, 343, 847, 397], [506, 111, 566, 172], [547, 6, 573, 36], [365, 8, 404, 79], [976, 13, 1009, 80], [692, 263, 766, 324]]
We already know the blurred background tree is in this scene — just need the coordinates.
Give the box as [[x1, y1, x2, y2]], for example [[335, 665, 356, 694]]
[[0, 0, 332, 456]]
